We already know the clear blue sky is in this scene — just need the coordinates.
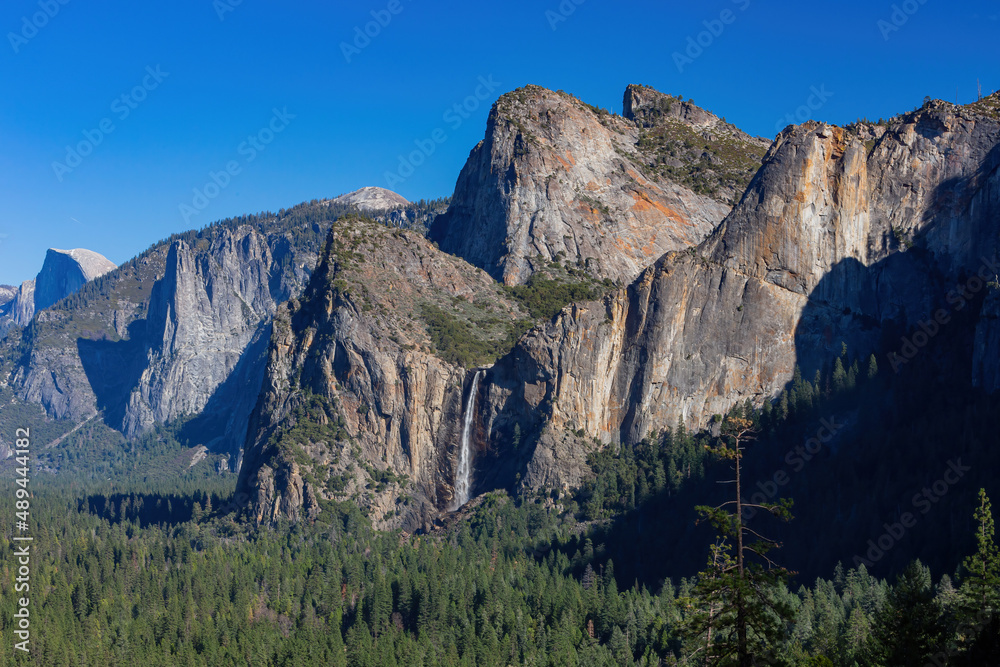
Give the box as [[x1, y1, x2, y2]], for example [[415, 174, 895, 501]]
[[1, 0, 997, 285]]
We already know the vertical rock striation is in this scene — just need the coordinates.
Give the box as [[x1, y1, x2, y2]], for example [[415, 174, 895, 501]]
[[34, 248, 117, 312], [1, 213, 328, 461], [118, 228, 286, 455]]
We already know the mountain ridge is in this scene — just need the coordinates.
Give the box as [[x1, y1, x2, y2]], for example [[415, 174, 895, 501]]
[[5, 84, 1000, 542]]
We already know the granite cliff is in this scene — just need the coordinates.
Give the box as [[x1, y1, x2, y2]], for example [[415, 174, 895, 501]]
[[6, 84, 1000, 532], [0, 199, 449, 472], [35, 248, 117, 312], [429, 85, 766, 286], [235, 217, 530, 529], [0, 285, 17, 309], [477, 98, 1000, 489], [236, 91, 1000, 524]]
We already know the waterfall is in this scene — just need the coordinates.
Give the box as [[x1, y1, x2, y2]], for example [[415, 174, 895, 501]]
[[451, 369, 482, 510]]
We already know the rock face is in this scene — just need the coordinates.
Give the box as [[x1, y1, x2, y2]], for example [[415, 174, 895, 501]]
[[0, 248, 116, 337], [375, 199, 450, 234], [236, 218, 529, 528], [429, 85, 751, 286], [478, 101, 1000, 489], [7, 82, 1000, 534], [8, 281, 35, 329], [0, 201, 468, 473], [331, 186, 409, 212], [118, 228, 289, 446]]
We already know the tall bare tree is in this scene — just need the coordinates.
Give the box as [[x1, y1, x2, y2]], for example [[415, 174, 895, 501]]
[[682, 416, 795, 666]]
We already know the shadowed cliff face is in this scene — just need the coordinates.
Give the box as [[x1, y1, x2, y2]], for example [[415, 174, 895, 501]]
[[34, 249, 117, 312], [429, 85, 755, 286], [4, 215, 327, 462], [120, 231, 280, 439], [478, 103, 1000, 493], [9, 83, 994, 536], [61, 227, 302, 460]]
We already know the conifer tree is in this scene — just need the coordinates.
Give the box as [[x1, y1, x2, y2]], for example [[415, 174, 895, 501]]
[[682, 417, 794, 665], [960, 489, 1000, 621], [866, 354, 878, 381], [869, 561, 944, 665], [832, 359, 847, 395]]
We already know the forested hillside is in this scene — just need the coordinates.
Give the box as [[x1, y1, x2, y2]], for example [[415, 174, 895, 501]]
[[0, 418, 997, 665]]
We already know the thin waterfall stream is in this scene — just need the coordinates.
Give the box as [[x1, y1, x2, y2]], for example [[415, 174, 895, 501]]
[[451, 369, 482, 510]]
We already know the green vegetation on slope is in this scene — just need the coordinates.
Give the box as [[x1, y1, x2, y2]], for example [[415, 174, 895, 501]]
[[503, 272, 615, 322], [0, 458, 996, 666], [965, 90, 1000, 119], [322, 217, 618, 370], [419, 302, 506, 368], [418, 266, 616, 367], [6, 417, 231, 487], [636, 115, 766, 204], [0, 386, 76, 449]]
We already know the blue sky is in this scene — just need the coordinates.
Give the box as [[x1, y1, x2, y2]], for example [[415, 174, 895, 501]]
[[0, 0, 997, 285]]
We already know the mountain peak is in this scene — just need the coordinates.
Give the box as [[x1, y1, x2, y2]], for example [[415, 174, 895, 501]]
[[0, 246, 116, 337], [430, 83, 746, 285], [45, 248, 117, 281], [36, 247, 116, 309], [624, 84, 713, 128], [330, 186, 409, 212], [623, 83, 765, 138]]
